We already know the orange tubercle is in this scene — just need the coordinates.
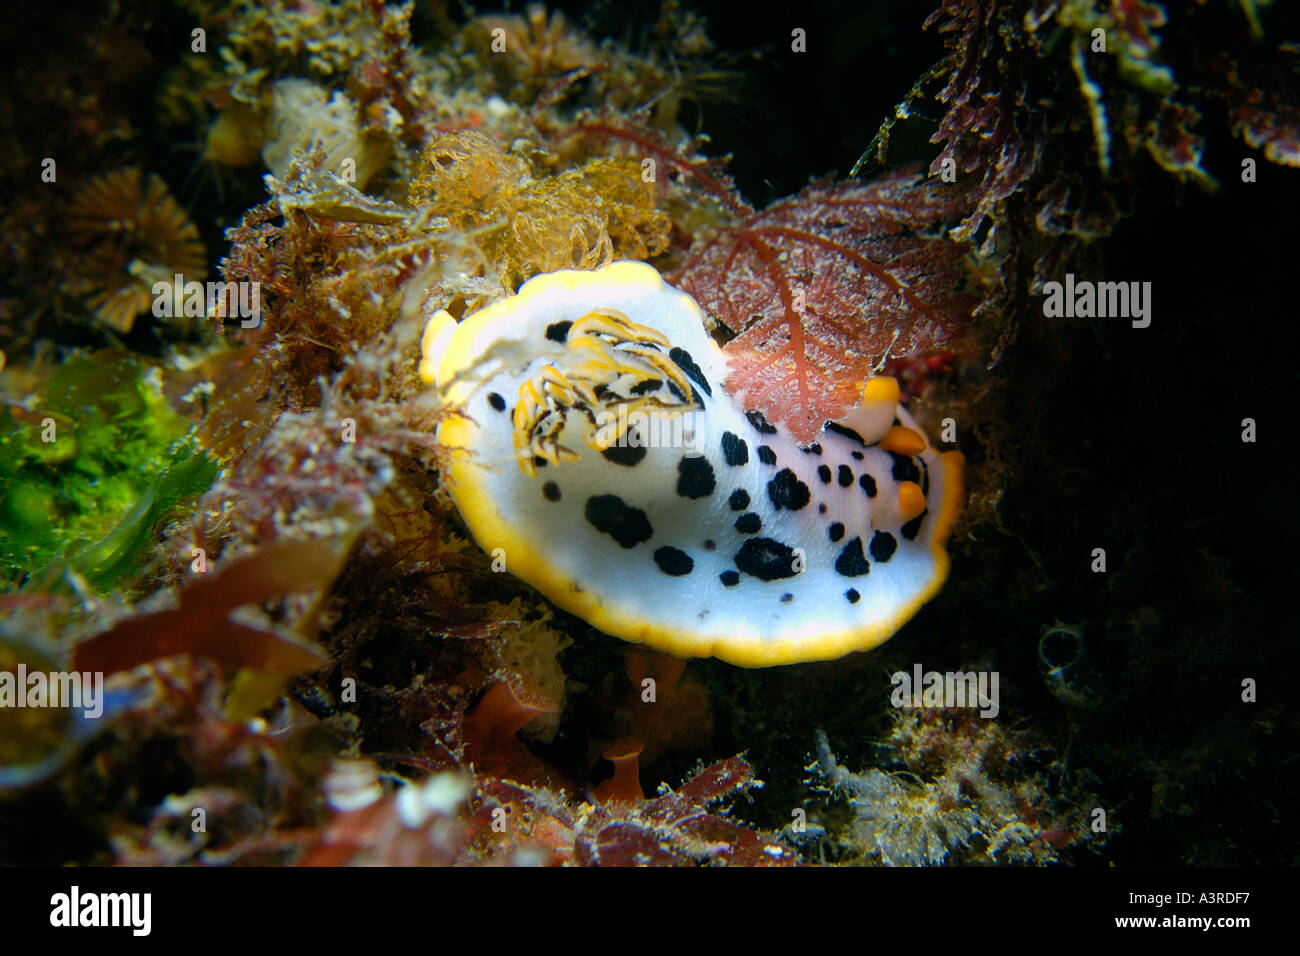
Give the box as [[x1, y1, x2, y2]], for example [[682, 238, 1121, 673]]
[[898, 481, 927, 520]]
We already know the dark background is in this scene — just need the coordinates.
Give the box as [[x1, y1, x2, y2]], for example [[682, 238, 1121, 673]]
[[1, 0, 1296, 865]]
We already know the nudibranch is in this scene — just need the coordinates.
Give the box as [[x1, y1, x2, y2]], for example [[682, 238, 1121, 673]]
[[420, 261, 962, 667]]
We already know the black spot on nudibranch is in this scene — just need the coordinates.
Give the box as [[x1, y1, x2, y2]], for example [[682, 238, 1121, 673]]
[[851, 451, 865, 461], [585, 495, 653, 549], [601, 444, 648, 467], [817, 464, 832, 484], [487, 392, 506, 412], [728, 488, 750, 511], [534, 456, 548, 469], [859, 473, 877, 497], [825, 422, 867, 446], [653, 546, 694, 577], [719, 570, 740, 587], [803, 443, 823, 456], [677, 456, 716, 499], [721, 432, 749, 467], [542, 481, 561, 502], [669, 347, 712, 398], [734, 512, 762, 535], [837, 465, 854, 488], [818, 503, 828, 514], [781, 593, 794, 603], [846, 588, 861, 604], [869, 530, 897, 562], [545, 320, 572, 342], [757, 445, 777, 466], [746, 410, 778, 435], [901, 513, 926, 541], [834, 538, 871, 577], [734, 537, 799, 581], [767, 469, 811, 511], [828, 522, 845, 542], [889, 452, 922, 484], [704, 539, 717, 551]]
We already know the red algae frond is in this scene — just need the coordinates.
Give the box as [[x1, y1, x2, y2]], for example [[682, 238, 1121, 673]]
[[669, 170, 979, 443]]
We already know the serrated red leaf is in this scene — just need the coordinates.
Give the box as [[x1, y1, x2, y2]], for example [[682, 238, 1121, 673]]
[[669, 170, 977, 443]]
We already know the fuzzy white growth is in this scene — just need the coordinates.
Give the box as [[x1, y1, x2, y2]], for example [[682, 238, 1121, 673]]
[[394, 772, 473, 828], [262, 79, 388, 188]]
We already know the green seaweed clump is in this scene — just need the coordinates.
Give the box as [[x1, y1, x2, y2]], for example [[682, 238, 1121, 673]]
[[0, 352, 217, 592]]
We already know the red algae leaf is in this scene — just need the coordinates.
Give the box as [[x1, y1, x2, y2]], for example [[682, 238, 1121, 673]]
[[576, 821, 685, 867], [449, 756, 797, 865], [671, 813, 797, 866], [636, 756, 798, 866], [72, 538, 346, 676], [670, 754, 756, 807], [670, 171, 978, 442]]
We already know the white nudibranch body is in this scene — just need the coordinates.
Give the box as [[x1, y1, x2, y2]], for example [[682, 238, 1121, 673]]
[[421, 261, 963, 667]]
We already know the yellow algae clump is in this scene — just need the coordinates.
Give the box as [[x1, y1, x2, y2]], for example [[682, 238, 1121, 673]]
[[407, 130, 529, 223], [408, 130, 670, 290]]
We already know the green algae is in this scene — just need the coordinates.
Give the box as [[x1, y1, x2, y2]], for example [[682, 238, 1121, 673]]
[[0, 353, 217, 592]]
